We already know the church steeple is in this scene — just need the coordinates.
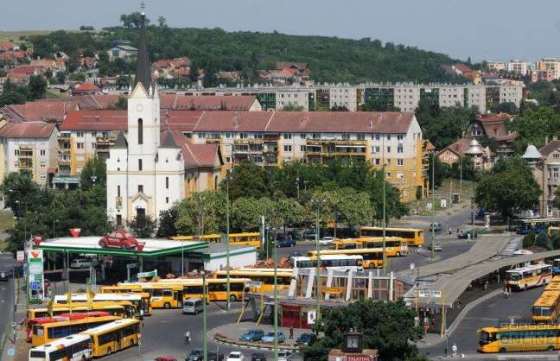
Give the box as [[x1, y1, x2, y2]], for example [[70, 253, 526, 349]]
[[134, 8, 152, 90]]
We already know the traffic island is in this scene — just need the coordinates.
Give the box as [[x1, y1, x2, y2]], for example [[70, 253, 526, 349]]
[[209, 323, 305, 351]]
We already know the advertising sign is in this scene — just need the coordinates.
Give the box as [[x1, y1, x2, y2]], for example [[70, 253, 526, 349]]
[[27, 249, 44, 303]]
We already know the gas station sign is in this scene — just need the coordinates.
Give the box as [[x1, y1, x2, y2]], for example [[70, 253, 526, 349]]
[[27, 249, 44, 303]]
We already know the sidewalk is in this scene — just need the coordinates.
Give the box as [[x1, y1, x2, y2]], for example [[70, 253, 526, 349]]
[[1, 277, 29, 361]]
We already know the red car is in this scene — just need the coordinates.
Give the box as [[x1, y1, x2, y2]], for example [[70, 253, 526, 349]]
[[98, 231, 144, 251]]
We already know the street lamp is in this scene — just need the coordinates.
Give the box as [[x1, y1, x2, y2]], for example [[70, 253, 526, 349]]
[[202, 269, 208, 361], [431, 152, 436, 261], [225, 170, 231, 311], [314, 198, 325, 335]]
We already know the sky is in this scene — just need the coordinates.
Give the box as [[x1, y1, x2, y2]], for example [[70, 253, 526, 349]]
[[2, 0, 560, 62]]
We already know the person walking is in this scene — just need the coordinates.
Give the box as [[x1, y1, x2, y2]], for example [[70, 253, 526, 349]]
[[185, 330, 191, 344]]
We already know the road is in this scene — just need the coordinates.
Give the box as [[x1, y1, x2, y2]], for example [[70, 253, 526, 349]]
[[0, 253, 15, 355], [102, 304, 277, 361], [422, 287, 542, 358]]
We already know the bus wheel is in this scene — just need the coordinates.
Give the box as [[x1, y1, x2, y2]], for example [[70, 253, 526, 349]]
[[107, 348, 112, 355], [499, 347, 506, 353], [548, 345, 555, 351], [229, 294, 237, 302], [164, 302, 171, 309]]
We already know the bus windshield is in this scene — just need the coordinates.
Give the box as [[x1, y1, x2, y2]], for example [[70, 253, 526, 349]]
[[533, 306, 552, 316], [479, 331, 496, 345], [508, 273, 522, 281]]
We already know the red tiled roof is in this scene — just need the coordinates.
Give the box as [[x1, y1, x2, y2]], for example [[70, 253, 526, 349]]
[[0, 121, 55, 138], [5, 100, 76, 123], [60, 110, 127, 131], [454, 64, 473, 74], [8, 65, 43, 76], [183, 142, 220, 169], [73, 82, 100, 95], [440, 137, 473, 155], [540, 141, 560, 157], [164, 110, 204, 132], [477, 113, 512, 123], [0, 41, 15, 51], [194, 111, 270, 132]]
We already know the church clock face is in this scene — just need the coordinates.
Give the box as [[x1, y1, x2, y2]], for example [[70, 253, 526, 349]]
[[136, 104, 144, 112]]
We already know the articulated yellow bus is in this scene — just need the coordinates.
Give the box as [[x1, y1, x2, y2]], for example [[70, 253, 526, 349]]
[[214, 268, 294, 293], [99, 286, 153, 316], [82, 318, 140, 357], [479, 323, 560, 353], [53, 293, 151, 317], [31, 315, 121, 347], [532, 290, 560, 323], [308, 248, 384, 269], [26, 303, 128, 323], [157, 278, 250, 302], [333, 237, 408, 256], [173, 232, 261, 248], [359, 226, 424, 247]]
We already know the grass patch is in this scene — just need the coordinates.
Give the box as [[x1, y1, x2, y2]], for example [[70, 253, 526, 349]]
[[0, 210, 14, 251]]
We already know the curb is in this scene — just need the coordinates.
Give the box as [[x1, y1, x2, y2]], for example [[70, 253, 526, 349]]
[[417, 288, 502, 349], [214, 333, 300, 352]]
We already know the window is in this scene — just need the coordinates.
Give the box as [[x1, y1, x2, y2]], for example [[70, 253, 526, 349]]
[[138, 185, 144, 193], [357, 134, 365, 141], [117, 185, 121, 197], [386, 134, 391, 140], [77, 131, 84, 137], [138, 159, 143, 171], [225, 133, 232, 138], [40, 149, 46, 156], [300, 145, 306, 152], [138, 118, 143, 144], [14, 149, 19, 156], [77, 142, 84, 149], [313, 133, 320, 139], [397, 159, 404, 166], [397, 145, 404, 153], [387, 146, 391, 153], [375, 159, 380, 165], [397, 134, 404, 141], [166, 197, 169, 204], [240, 133, 248, 139], [284, 145, 292, 152], [165, 177, 169, 189], [374, 134, 380, 141], [283, 133, 292, 140], [300, 134, 307, 139]]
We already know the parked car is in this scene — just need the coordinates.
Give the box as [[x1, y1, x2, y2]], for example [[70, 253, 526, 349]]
[[186, 350, 203, 361], [207, 353, 224, 361], [296, 332, 316, 346], [182, 298, 203, 315], [70, 258, 94, 269], [302, 230, 316, 240], [277, 350, 292, 361], [240, 329, 265, 342], [98, 230, 144, 251], [429, 222, 442, 233], [427, 242, 442, 252], [0, 269, 11, 281], [261, 331, 286, 343], [319, 236, 334, 246], [458, 229, 478, 239], [226, 351, 244, 361], [276, 238, 296, 248], [250, 353, 266, 361]]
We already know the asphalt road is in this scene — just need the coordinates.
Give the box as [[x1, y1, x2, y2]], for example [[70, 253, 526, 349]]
[[0, 253, 15, 354], [422, 286, 542, 358], [101, 303, 279, 361]]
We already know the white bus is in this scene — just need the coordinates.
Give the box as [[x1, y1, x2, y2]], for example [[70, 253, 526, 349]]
[[506, 263, 552, 291], [28, 334, 91, 361], [292, 255, 364, 272]]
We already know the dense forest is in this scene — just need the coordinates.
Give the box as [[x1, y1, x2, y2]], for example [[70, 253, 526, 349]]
[[25, 13, 463, 84]]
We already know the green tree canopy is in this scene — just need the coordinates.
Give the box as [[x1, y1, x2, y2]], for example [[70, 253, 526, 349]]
[[80, 157, 107, 190], [508, 106, 560, 151], [475, 158, 541, 219], [157, 207, 179, 238], [175, 191, 226, 235], [127, 215, 156, 238]]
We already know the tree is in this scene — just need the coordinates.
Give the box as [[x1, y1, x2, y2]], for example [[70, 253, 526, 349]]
[[128, 215, 156, 238], [157, 16, 167, 28], [491, 102, 518, 114], [120, 12, 149, 29], [80, 157, 106, 190], [231, 197, 264, 231], [475, 158, 541, 220], [222, 161, 269, 200], [273, 197, 305, 233], [508, 106, 560, 150], [0, 171, 42, 217], [281, 103, 305, 112], [27, 75, 47, 100], [303, 299, 425, 361], [334, 188, 374, 229], [157, 207, 178, 237], [0, 80, 28, 107], [427, 154, 447, 189], [115, 96, 128, 110], [175, 191, 225, 235]]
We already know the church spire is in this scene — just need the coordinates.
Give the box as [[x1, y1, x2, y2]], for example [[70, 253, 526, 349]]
[[134, 5, 152, 91]]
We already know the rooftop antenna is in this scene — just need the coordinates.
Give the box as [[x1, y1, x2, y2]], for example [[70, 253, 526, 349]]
[[140, 1, 146, 14]]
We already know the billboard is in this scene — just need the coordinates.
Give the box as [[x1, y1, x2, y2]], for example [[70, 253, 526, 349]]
[[27, 249, 44, 304]]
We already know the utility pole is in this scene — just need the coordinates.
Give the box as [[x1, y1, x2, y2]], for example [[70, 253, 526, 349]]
[[431, 152, 436, 261], [273, 228, 279, 361], [315, 203, 321, 335], [382, 136, 387, 273], [203, 270, 208, 361], [226, 171, 231, 310]]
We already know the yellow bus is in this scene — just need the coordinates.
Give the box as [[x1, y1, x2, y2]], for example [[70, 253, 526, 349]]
[[129, 283, 183, 309], [478, 323, 560, 353], [26, 303, 127, 323], [308, 248, 384, 269], [99, 287, 153, 316], [173, 232, 261, 248], [82, 318, 140, 357], [31, 315, 120, 347], [53, 293, 151, 318], [532, 290, 560, 323], [506, 264, 552, 291], [333, 237, 408, 256], [158, 278, 250, 302], [359, 227, 424, 247], [214, 268, 293, 293]]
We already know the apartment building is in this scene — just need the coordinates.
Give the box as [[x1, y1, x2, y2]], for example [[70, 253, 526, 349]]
[[524, 141, 560, 217], [535, 58, 560, 81], [187, 111, 425, 202], [329, 86, 358, 111], [0, 122, 58, 186], [506, 60, 529, 76]]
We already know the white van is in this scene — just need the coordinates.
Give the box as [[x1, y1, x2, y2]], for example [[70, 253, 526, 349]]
[[182, 298, 203, 314]]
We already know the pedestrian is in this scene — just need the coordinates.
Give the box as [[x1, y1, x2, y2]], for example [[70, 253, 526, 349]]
[[185, 330, 191, 344], [289, 327, 294, 339], [448, 227, 452, 235]]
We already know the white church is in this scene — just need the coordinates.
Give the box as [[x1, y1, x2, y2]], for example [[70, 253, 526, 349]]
[[106, 15, 223, 226]]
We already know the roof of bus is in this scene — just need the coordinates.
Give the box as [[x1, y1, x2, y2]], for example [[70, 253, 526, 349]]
[[534, 291, 560, 307], [35, 315, 120, 328], [479, 324, 560, 333], [545, 283, 560, 291], [81, 318, 139, 336], [172, 232, 260, 240], [292, 254, 363, 260], [308, 248, 384, 255], [54, 293, 142, 301], [150, 278, 251, 285], [30, 334, 91, 351], [28, 303, 126, 313], [335, 237, 403, 243], [506, 263, 552, 273], [359, 226, 423, 232]]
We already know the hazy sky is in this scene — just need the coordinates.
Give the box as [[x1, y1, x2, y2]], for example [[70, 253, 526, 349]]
[[3, 0, 559, 61]]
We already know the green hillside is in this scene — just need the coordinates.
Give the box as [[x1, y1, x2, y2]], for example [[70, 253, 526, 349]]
[[24, 17, 464, 84]]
